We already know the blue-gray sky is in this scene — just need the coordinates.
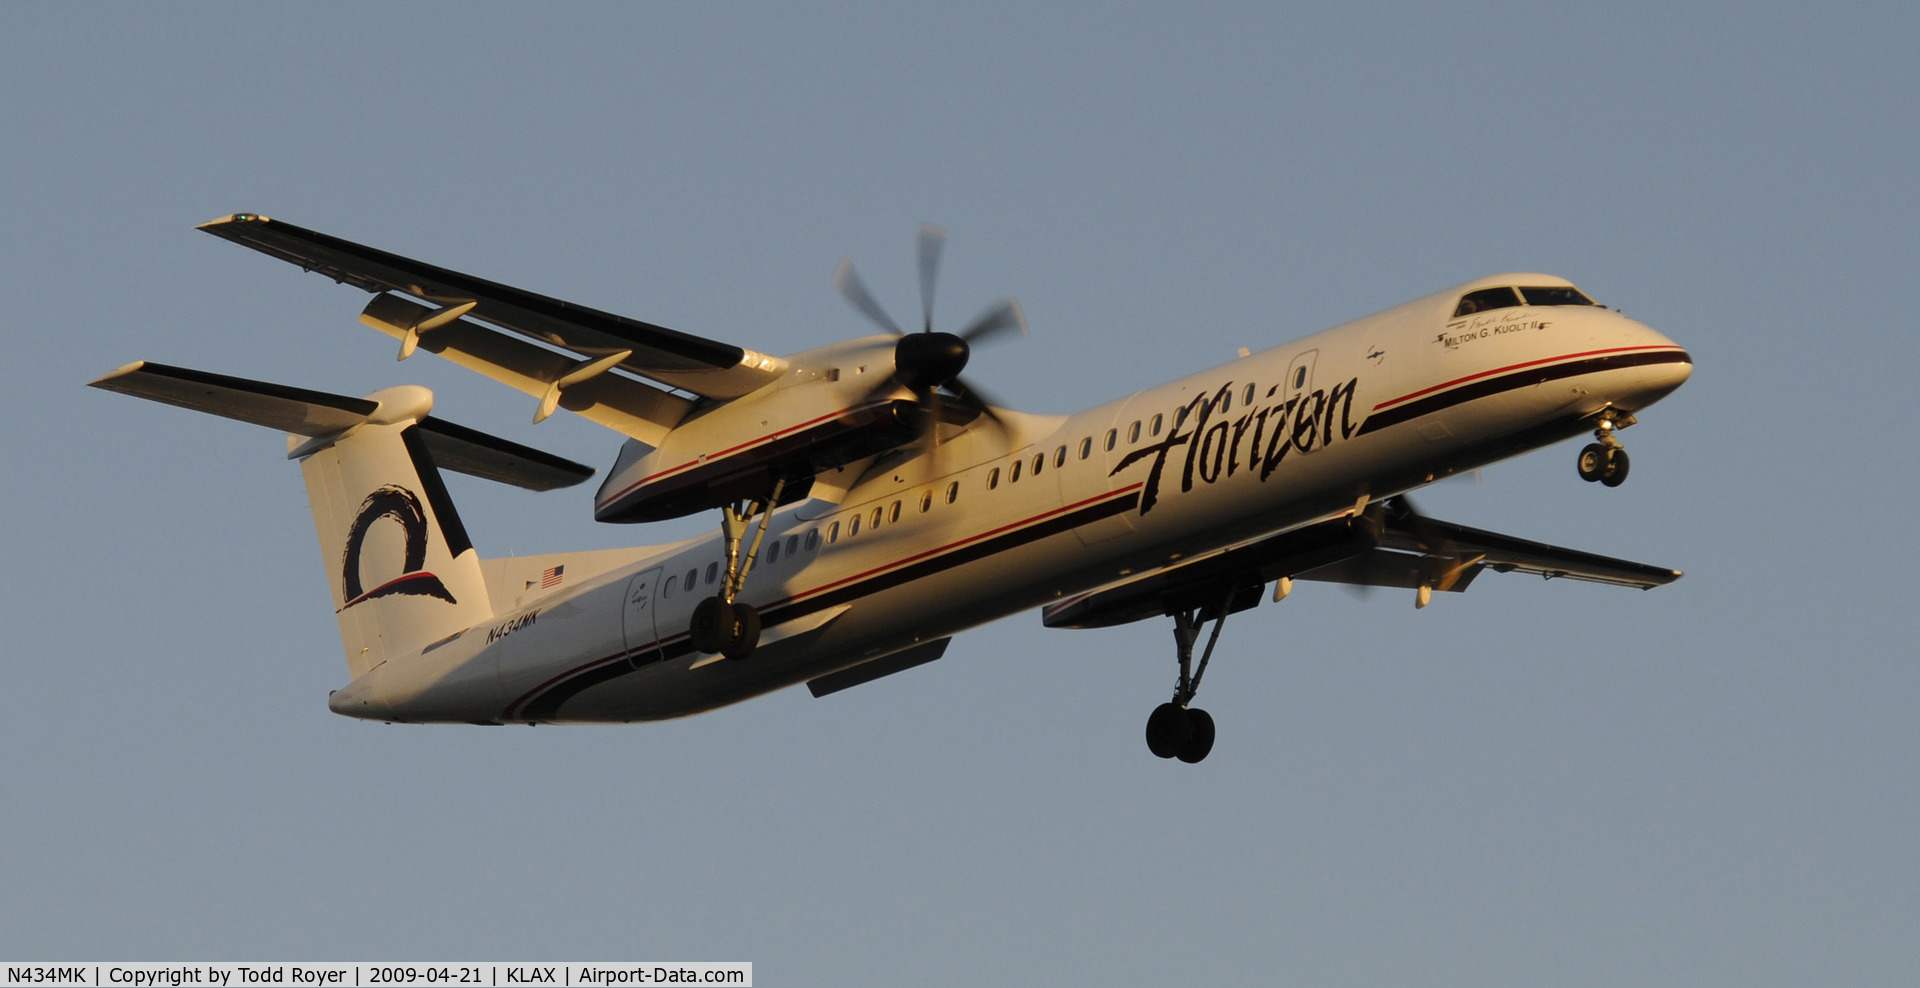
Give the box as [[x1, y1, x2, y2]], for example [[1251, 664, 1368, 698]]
[[4, 4, 1916, 983]]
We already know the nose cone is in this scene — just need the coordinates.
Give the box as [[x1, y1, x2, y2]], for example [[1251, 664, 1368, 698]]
[[1618, 315, 1693, 408]]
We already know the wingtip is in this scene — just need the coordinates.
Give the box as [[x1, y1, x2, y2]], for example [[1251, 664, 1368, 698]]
[[88, 360, 149, 387], [197, 212, 270, 230]]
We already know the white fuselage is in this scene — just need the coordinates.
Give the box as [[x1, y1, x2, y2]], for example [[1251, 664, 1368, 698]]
[[327, 275, 1691, 724]]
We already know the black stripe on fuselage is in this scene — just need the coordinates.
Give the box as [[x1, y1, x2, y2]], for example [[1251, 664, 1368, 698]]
[[508, 488, 1143, 720], [1357, 350, 1692, 437]]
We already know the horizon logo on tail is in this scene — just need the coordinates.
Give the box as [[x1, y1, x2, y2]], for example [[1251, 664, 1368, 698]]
[[338, 484, 457, 612]]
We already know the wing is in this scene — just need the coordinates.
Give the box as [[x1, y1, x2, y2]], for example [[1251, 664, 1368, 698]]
[[1043, 503, 1681, 629], [198, 214, 788, 428]]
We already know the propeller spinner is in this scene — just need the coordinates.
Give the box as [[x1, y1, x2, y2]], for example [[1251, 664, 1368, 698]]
[[833, 224, 1027, 448]]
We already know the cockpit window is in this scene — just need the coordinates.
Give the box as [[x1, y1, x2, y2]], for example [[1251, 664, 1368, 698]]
[[1453, 287, 1522, 317], [1519, 286, 1596, 307]]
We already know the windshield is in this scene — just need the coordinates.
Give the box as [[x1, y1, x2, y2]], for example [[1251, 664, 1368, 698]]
[[1519, 286, 1596, 306], [1452, 287, 1521, 317]]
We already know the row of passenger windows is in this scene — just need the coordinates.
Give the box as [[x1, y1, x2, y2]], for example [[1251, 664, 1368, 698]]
[[1453, 285, 1597, 317], [660, 393, 1275, 599]]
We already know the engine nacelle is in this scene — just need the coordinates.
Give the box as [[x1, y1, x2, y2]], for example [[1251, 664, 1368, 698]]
[[593, 337, 938, 523]]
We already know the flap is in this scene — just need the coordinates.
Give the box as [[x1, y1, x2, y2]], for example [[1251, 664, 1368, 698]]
[[199, 213, 787, 399], [361, 294, 693, 444]]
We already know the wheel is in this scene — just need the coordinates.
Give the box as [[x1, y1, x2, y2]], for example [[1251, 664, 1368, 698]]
[[1600, 447, 1630, 487], [1177, 708, 1216, 764], [722, 602, 761, 660], [1145, 702, 1191, 759], [689, 596, 728, 653], [1576, 443, 1608, 482]]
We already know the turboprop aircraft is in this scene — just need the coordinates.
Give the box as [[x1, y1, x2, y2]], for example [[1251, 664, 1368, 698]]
[[91, 214, 1692, 763]]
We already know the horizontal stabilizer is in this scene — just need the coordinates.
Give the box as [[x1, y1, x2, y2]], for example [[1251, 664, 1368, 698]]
[[89, 361, 593, 492]]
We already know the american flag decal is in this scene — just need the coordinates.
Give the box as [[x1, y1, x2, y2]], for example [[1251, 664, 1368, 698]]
[[541, 565, 565, 589]]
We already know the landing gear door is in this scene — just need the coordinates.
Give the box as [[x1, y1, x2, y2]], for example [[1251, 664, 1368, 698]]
[[623, 566, 665, 666]]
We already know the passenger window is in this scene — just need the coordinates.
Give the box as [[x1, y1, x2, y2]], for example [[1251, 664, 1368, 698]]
[[945, 481, 959, 504], [804, 531, 819, 551], [1520, 286, 1596, 306], [1009, 459, 1022, 483], [1103, 429, 1117, 451], [685, 568, 698, 590], [1150, 413, 1163, 436], [1128, 421, 1141, 443], [1078, 437, 1092, 460], [1453, 287, 1522, 317], [871, 506, 883, 529], [1033, 453, 1045, 476], [1243, 383, 1255, 406], [988, 467, 1000, 490], [1221, 390, 1231, 412], [767, 541, 780, 564], [848, 515, 861, 537], [787, 535, 800, 556], [1175, 406, 1189, 429], [890, 500, 902, 523], [1293, 366, 1308, 389], [664, 575, 678, 597], [705, 562, 719, 585], [920, 490, 933, 513], [827, 521, 840, 544], [1054, 446, 1067, 468]]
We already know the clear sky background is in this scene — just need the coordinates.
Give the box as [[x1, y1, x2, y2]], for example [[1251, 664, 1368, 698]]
[[3, 3, 1916, 984]]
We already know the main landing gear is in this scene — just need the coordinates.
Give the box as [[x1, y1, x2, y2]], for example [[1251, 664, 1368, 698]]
[[1576, 409, 1636, 488], [1145, 599, 1234, 764], [688, 479, 786, 661]]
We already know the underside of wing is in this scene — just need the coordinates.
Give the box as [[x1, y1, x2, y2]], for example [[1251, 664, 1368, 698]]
[[1043, 499, 1681, 629], [198, 214, 787, 404]]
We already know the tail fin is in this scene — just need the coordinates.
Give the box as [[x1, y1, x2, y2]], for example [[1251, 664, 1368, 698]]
[[90, 361, 594, 678]]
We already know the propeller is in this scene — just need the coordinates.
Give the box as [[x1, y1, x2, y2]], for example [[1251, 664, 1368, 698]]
[[1387, 496, 1485, 603], [1339, 496, 1483, 606], [832, 223, 1028, 456]]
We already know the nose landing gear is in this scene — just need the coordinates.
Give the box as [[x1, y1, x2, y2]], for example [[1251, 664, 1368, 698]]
[[1576, 409, 1635, 487]]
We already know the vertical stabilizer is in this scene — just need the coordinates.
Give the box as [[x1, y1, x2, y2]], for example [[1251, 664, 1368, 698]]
[[294, 388, 493, 678], [90, 362, 602, 682]]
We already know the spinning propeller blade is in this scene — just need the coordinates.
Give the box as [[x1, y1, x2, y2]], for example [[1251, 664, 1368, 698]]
[[833, 258, 906, 337], [834, 224, 1028, 465], [916, 222, 947, 335]]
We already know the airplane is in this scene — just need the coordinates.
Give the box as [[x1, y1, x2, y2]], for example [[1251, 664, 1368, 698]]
[[91, 214, 1691, 763]]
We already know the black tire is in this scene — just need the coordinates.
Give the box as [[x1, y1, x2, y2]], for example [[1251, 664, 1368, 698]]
[[1576, 443, 1608, 482], [689, 596, 727, 654], [1145, 702, 1191, 759], [723, 602, 761, 660], [1177, 708, 1216, 764], [1601, 447, 1631, 487]]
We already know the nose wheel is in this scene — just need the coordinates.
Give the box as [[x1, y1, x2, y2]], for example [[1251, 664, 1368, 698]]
[[1576, 410, 1634, 487]]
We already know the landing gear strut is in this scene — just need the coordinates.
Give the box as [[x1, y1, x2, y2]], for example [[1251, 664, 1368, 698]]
[[1576, 409, 1634, 488], [1145, 594, 1233, 764], [688, 478, 785, 660]]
